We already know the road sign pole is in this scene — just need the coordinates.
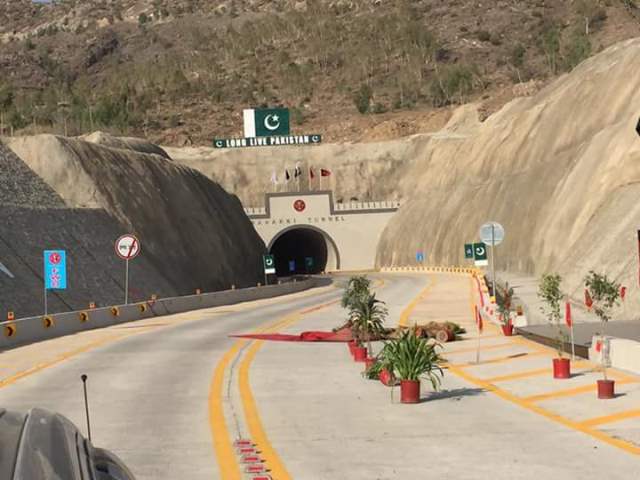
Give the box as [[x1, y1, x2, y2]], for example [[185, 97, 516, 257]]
[[125, 258, 129, 305], [264, 270, 268, 286], [44, 284, 47, 317], [491, 224, 496, 298]]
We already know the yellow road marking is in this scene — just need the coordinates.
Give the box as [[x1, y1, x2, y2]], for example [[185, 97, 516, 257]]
[[483, 361, 591, 383], [0, 334, 124, 389], [580, 409, 640, 427], [209, 341, 244, 480], [237, 314, 300, 480], [398, 276, 434, 327], [523, 379, 639, 403], [443, 342, 517, 356], [451, 351, 548, 368], [444, 272, 640, 456], [447, 362, 640, 455]]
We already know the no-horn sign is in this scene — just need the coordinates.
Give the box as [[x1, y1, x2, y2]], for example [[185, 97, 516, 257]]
[[115, 234, 140, 260]]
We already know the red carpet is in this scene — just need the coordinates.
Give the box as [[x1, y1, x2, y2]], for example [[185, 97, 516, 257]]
[[231, 327, 353, 342]]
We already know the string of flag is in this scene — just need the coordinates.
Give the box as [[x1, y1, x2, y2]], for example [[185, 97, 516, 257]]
[[269, 163, 332, 191]]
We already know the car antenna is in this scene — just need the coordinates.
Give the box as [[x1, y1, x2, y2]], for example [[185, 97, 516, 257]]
[[81, 374, 92, 441]]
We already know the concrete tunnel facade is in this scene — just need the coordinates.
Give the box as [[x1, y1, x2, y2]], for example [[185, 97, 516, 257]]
[[244, 191, 400, 273]]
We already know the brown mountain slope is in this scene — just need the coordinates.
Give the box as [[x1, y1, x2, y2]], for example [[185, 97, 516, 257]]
[[1, 1, 639, 144]]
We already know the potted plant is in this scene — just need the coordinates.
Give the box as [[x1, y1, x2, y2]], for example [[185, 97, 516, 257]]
[[366, 342, 396, 386], [538, 274, 570, 379], [342, 276, 372, 357], [584, 271, 621, 399], [348, 292, 387, 363], [384, 327, 444, 403], [496, 282, 515, 336]]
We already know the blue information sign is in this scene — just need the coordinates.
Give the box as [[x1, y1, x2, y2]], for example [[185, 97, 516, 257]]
[[44, 250, 67, 290], [288, 260, 296, 272], [416, 251, 425, 262]]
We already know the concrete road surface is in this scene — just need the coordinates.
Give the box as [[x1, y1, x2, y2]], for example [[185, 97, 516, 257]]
[[2, 272, 639, 480]]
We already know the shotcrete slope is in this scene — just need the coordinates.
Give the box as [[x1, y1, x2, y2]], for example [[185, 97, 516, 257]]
[[4, 135, 265, 305], [376, 38, 640, 312]]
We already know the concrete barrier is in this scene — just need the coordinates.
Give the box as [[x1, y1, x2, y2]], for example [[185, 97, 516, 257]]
[[589, 335, 640, 375], [0, 277, 331, 350]]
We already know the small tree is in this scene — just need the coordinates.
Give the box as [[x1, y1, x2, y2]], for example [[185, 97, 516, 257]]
[[538, 273, 567, 357], [584, 271, 620, 380], [353, 83, 372, 114], [341, 275, 371, 310], [496, 282, 514, 326], [348, 292, 387, 355]]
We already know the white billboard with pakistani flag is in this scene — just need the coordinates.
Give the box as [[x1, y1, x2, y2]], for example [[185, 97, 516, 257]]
[[213, 106, 322, 149], [244, 108, 290, 137]]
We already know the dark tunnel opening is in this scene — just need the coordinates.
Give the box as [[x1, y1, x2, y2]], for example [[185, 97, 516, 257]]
[[269, 228, 328, 275]]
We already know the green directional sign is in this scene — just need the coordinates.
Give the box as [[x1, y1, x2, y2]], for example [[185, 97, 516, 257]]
[[473, 243, 488, 266], [263, 254, 276, 274], [305, 257, 314, 270], [464, 243, 474, 259]]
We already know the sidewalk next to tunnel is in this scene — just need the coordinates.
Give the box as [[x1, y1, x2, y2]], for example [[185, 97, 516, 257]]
[[239, 272, 640, 479]]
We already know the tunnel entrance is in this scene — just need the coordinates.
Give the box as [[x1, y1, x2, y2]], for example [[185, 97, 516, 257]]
[[269, 227, 338, 275]]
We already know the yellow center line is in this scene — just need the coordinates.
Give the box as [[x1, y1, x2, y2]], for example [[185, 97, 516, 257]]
[[209, 275, 391, 478], [580, 409, 640, 427], [443, 342, 519, 356], [398, 275, 435, 327]]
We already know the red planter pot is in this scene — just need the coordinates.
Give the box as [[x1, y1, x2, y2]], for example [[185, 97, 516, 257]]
[[597, 379, 615, 399], [400, 380, 420, 404], [379, 368, 394, 386], [552, 358, 571, 379], [501, 324, 514, 336], [353, 346, 367, 362], [348, 341, 356, 357]]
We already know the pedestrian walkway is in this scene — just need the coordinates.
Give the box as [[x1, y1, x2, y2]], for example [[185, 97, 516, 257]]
[[405, 274, 640, 456]]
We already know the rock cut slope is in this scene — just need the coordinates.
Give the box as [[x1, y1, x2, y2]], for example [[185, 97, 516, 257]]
[[1, 133, 264, 317], [376, 38, 640, 315]]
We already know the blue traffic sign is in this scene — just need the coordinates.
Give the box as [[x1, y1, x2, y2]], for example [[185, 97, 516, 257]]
[[44, 250, 67, 290], [288, 260, 296, 272], [416, 251, 425, 262]]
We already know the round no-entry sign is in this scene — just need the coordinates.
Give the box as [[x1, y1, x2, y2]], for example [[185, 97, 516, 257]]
[[115, 234, 140, 260]]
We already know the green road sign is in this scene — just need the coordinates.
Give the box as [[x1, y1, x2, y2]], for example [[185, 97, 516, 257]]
[[473, 243, 488, 266], [263, 254, 276, 274], [464, 244, 474, 259], [304, 257, 314, 271]]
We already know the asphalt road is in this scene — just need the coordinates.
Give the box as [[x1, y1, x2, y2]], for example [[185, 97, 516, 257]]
[[0, 273, 428, 479]]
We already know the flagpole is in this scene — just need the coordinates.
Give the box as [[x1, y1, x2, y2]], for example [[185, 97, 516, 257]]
[[570, 322, 575, 361]]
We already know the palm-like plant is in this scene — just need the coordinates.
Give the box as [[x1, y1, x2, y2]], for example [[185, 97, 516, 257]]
[[384, 328, 444, 389], [341, 276, 372, 310], [497, 282, 515, 326], [348, 292, 387, 354]]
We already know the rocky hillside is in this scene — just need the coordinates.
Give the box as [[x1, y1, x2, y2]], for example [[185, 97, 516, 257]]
[[1, 1, 639, 144], [375, 38, 640, 315], [0, 133, 265, 316]]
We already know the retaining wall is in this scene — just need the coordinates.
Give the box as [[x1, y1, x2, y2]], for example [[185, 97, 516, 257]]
[[0, 277, 331, 350]]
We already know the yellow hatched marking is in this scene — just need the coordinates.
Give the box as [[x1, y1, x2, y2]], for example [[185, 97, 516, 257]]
[[523, 379, 638, 403], [452, 350, 548, 368], [580, 409, 640, 427]]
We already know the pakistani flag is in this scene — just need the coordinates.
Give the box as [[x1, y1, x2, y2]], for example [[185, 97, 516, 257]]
[[243, 108, 290, 137]]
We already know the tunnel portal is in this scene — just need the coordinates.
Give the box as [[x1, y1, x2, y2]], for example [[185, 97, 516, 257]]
[[269, 227, 331, 275]]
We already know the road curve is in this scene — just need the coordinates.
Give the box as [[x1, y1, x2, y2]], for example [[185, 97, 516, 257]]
[[0, 273, 427, 479]]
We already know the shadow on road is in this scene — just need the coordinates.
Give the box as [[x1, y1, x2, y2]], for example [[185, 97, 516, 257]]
[[425, 387, 485, 402]]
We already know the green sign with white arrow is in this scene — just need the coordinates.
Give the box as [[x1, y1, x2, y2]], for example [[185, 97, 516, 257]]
[[263, 254, 276, 274]]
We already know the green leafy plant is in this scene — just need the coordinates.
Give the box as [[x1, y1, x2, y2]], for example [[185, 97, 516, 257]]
[[341, 276, 371, 310], [384, 327, 444, 389], [538, 273, 567, 357], [584, 271, 620, 380], [348, 292, 387, 355]]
